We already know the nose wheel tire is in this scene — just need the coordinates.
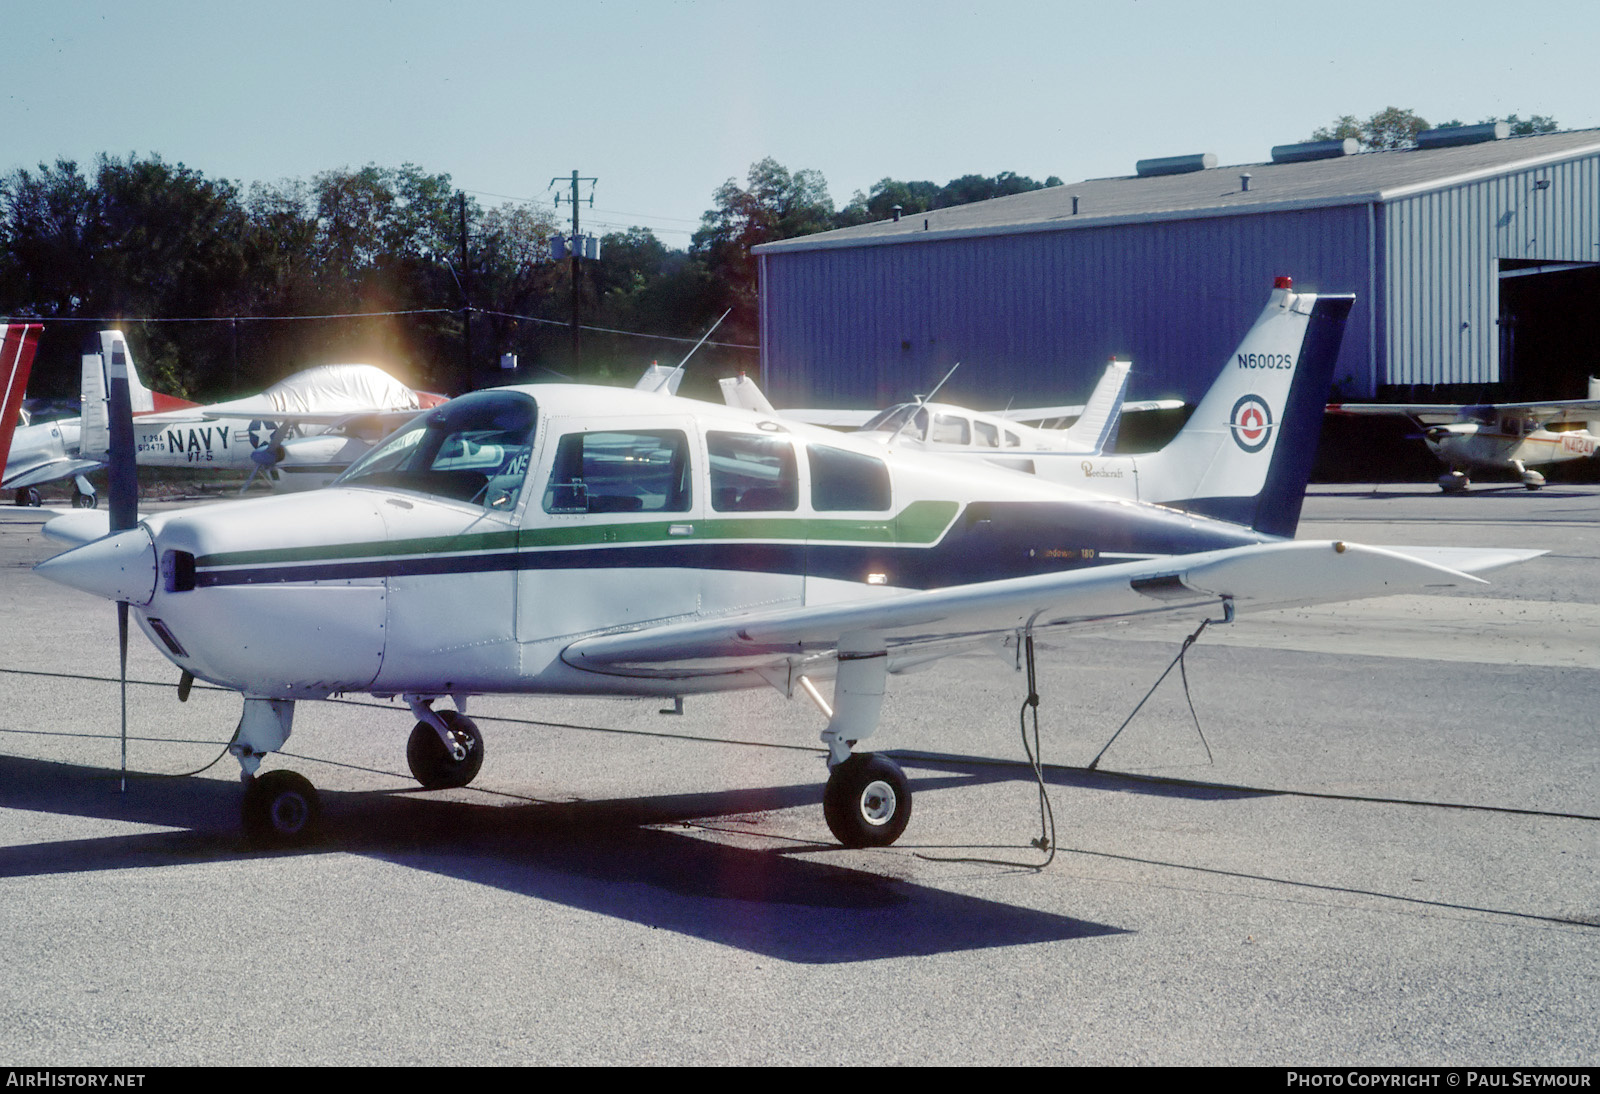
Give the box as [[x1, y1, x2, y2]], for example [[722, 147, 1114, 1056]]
[[406, 710, 485, 790], [243, 770, 322, 848], [823, 753, 911, 848]]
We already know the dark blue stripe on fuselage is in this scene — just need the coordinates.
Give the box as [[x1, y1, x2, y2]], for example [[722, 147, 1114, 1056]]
[[193, 497, 1273, 590]]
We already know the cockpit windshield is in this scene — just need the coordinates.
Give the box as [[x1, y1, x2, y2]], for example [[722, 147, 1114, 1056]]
[[334, 390, 537, 511], [861, 403, 928, 440]]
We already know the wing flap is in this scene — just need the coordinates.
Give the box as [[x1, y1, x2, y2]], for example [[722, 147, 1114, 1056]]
[[561, 540, 1494, 680]]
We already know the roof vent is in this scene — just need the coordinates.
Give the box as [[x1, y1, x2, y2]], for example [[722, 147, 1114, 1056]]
[[1416, 121, 1509, 149], [1134, 153, 1217, 178], [1271, 138, 1359, 163]]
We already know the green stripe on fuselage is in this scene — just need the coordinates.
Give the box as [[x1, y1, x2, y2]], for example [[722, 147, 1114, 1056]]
[[195, 500, 962, 568]]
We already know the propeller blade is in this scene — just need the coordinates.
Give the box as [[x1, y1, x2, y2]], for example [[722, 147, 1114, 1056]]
[[105, 336, 138, 533], [104, 334, 138, 791]]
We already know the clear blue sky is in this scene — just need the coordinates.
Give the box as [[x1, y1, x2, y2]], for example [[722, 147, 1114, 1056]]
[[5, 0, 1596, 246]]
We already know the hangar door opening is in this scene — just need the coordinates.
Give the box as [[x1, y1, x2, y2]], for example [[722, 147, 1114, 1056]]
[[1498, 261, 1600, 399]]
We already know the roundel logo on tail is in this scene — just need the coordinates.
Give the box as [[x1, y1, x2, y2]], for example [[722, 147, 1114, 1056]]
[[1229, 394, 1274, 453]]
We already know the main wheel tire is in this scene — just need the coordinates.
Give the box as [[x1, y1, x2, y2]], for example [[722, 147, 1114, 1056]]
[[242, 770, 321, 848], [15, 487, 41, 507], [71, 489, 96, 509], [823, 753, 911, 848], [406, 710, 485, 790]]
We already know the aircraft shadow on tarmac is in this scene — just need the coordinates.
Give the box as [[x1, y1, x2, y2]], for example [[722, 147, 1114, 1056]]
[[0, 751, 1133, 964]]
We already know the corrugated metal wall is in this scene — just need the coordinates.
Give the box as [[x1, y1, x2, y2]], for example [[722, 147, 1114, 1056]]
[[761, 205, 1373, 409], [760, 149, 1600, 404], [1381, 155, 1600, 388]]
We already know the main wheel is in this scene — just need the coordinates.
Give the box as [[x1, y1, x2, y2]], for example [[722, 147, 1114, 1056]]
[[406, 710, 485, 790], [14, 487, 40, 507], [71, 488, 97, 509], [823, 753, 911, 848], [242, 770, 321, 847]]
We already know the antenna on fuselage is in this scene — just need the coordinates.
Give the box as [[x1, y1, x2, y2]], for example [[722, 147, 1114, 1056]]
[[675, 309, 732, 371]]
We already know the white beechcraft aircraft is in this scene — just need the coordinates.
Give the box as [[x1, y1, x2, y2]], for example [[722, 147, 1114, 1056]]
[[1328, 380, 1600, 491], [723, 357, 1184, 458], [34, 280, 1540, 849]]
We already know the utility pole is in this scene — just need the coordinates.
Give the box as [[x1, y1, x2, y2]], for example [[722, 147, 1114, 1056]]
[[458, 191, 472, 395], [551, 170, 597, 368]]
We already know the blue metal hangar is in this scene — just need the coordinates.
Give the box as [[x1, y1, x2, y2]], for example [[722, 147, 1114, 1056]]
[[752, 127, 1600, 410]]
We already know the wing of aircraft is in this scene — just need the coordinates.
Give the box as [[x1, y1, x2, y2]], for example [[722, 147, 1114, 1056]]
[[32, 278, 1543, 854]]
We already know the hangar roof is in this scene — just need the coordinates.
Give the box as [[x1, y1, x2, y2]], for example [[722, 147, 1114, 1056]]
[[755, 129, 1600, 254]]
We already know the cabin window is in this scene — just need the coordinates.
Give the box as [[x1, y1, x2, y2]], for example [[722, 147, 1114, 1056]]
[[930, 413, 970, 446], [1003, 429, 1021, 447], [809, 445, 891, 511], [708, 431, 798, 512], [543, 429, 692, 514], [335, 390, 536, 511], [973, 420, 1000, 448]]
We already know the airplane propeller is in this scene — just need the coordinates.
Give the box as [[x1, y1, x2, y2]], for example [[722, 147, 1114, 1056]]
[[105, 339, 139, 791]]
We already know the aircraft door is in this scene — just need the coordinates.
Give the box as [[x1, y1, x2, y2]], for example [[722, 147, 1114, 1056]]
[[517, 417, 706, 646]]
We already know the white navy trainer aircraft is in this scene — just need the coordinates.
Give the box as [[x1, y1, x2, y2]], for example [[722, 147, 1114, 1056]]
[[35, 281, 1539, 848]]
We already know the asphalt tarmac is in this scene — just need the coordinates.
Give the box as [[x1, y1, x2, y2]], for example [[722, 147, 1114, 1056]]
[[0, 485, 1595, 1066]]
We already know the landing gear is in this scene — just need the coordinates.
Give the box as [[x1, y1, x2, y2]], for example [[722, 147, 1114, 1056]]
[[1438, 471, 1469, 492], [243, 769, 321, 847], [823, 752, 911, 848], [406, 709, 485, 789], [13, 487, 40, 506], [71, 487, 97, 508], [1514, 461, 1546, 490]]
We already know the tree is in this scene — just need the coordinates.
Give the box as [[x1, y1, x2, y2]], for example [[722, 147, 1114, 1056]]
[[835, 171, 1064, 227], [1312, 106, 1431, 150], [691, 158, 835, 346]]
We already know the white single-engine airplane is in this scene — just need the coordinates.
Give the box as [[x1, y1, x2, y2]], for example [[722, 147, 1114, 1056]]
[[1328, 381, 1600, 491], [35, 281, 1539, 849]]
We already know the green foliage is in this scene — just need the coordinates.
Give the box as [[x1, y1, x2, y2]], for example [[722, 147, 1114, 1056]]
[[1312, 106, 1430, 150], [836, 171, 1063, 226], [1311, 108, 1559, 150]]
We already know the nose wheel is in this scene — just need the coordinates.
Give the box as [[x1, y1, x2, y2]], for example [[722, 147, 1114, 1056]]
[[823, 753, 911, 848], [406, 710, 485, 789], [243, 770, 322, 848]]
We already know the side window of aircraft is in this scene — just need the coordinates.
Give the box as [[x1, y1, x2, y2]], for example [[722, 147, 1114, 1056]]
[[930, 413, 970, 446], [335, 390, 536, 511], [543, 429, 692, 514], [973, 420, 1000, 448], [708, 431, 798, 512], [809, 445, 891, 511], [1003, 429, 1022, 447]]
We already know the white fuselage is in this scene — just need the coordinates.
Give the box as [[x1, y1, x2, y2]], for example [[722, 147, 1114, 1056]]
[[1426, 422, 1599, 472], [51, 383, 1272, 705]]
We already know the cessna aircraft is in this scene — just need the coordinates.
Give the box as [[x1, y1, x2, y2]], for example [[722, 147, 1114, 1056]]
[[1328, 382, 1600, 491], [34, 280, 1539, 850]]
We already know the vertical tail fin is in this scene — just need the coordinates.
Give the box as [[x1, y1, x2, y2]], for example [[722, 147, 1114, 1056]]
[[0, 324, 43, 473], [1061, 358, 1132, 454], [1132, 280, 1354, 536], [720, 373, 778, 415], [81, 331, 171, 458]]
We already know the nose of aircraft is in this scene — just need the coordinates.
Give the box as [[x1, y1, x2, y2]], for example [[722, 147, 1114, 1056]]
[[33, 526, 158, 606]]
